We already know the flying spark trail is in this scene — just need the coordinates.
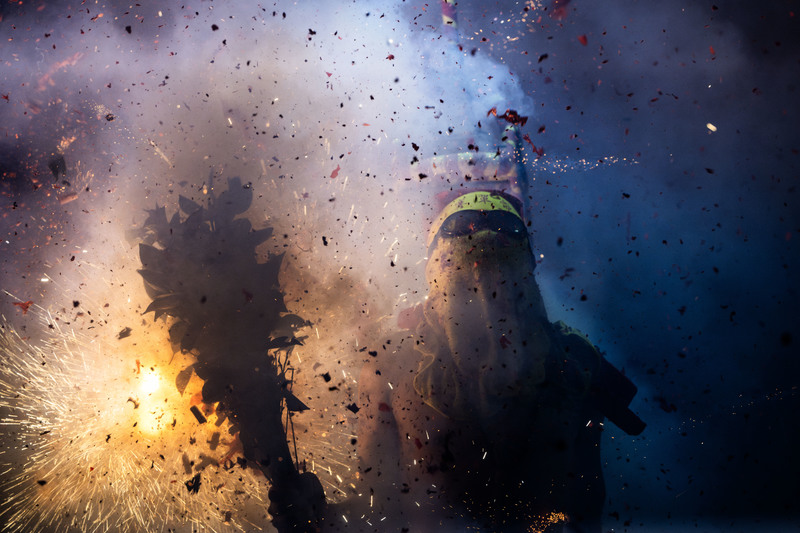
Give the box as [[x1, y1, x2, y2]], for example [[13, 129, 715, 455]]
[[0, 308, 272, 532], [528, 154, 638, 175]]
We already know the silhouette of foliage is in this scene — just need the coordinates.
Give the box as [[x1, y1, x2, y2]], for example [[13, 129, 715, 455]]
[[135, 177, 324, 532]]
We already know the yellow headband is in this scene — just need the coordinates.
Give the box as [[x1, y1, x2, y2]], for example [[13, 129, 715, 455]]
[[427, 191, 523, 250]]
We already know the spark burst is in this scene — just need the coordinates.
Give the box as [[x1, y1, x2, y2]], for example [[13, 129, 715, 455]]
[[0, 170, 372, 532], [0, 306, 272, 533]]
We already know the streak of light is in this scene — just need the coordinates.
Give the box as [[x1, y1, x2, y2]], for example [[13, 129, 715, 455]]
[[147, 139, 173, 167], [385, 237, 399, 256]]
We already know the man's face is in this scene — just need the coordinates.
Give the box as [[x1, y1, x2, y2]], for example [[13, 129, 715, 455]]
[[416, 226, 549, 419]]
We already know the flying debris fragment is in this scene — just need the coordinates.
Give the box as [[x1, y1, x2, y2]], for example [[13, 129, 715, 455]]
[[175, 365, 194, 395], [12, 300, 34, 315], [190, 405, 208, 424], [487, 107, 529, 127], [185, 473, 202, 494]]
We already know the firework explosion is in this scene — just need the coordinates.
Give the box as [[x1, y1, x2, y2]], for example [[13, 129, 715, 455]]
[[0, 305, 272, 532], [0, 0, 639, 529], [0, 174, 371, 531], [5, 0, 793, 531]]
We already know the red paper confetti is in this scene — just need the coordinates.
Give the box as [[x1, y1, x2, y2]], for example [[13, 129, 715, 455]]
[[329, 164, 341, 179], [386, 54, 395, 60], [578, 34, 588, 46], [501, 109, 527, 126], [13, 301, 34, 315], [522, 133, 545, 158], [709, 45, 716, 55]]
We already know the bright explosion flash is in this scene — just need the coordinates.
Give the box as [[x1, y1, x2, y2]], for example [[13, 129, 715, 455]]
[[0, 309, 273, 533]]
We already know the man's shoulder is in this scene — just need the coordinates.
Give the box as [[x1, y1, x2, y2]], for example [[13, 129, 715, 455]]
[[549, 320, 603, 372]]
